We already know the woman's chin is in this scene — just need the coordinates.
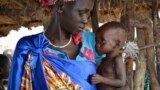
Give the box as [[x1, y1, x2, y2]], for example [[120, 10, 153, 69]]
[[72, 30, 82, 35]]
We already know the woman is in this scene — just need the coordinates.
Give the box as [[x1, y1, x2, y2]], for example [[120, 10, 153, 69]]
[[8, 0, 102, 90]]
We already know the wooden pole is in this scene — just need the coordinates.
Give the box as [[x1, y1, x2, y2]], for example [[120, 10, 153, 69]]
[[125, 0, 135, 41], [134, 26, 146, 90], [152, 0, 160, 84], [124, 0, 135, 90], [144, 26, 160, 90], [91, 0, 99, 32], [126, 58, 134, 90], [130, 20, 160, 90]]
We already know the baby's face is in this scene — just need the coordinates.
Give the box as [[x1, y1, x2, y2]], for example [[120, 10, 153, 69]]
[[96, 29, 117, 55]]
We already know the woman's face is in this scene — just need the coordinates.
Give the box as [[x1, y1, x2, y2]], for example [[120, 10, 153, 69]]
[[60, 0, 94, 34]]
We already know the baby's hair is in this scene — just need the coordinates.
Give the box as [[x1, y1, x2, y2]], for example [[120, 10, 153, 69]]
[[97, 21, 126, 48]]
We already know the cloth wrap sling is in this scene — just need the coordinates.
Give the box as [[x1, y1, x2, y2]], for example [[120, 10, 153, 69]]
[[8, 33, 96, 90]]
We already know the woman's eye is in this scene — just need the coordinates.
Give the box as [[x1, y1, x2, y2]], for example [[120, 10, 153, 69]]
[[79, 11, 83, 16]]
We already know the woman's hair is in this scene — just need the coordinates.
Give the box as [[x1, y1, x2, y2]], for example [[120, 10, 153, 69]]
[[39, 0, 76, 12]]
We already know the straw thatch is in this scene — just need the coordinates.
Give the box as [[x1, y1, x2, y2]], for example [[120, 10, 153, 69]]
[[0, 0, 44, 36]]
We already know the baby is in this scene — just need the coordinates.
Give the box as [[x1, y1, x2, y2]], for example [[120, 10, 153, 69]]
[[91, 21, 129, 90]]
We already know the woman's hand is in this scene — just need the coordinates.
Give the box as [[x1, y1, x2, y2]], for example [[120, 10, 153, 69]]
[[90, 74, 103, 84]]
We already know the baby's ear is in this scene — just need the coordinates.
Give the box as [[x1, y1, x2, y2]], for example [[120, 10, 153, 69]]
[[115, 40, 120, 47]]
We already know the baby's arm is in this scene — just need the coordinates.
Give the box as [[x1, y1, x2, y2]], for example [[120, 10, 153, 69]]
[[113, 56, 126, 87], [91, 56, 126, 87]]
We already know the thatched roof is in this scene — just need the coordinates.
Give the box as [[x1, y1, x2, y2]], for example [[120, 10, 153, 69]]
[[0, 0, 160, 36], [0, 0, 44, 36], [98, 0, 160, 21]]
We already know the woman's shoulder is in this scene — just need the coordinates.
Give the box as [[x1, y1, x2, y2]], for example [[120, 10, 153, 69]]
[[82, 31, 95, 36], [82, 31, 95, 40], [18, 32, 42, 42], [16, 32, 43, 48]]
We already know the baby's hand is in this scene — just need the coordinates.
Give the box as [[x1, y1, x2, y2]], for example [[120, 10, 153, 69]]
[[90, 74, 103, 84]]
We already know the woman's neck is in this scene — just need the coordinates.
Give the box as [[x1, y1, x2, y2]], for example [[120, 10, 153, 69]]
[[44, 16, 70, 40], [45, 27, 70, 40], [44, 18, 71, 45]]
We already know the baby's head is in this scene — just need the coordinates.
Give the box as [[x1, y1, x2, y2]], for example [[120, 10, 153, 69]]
[[0, 54, 10, 80], [96, 21, 126, 55]]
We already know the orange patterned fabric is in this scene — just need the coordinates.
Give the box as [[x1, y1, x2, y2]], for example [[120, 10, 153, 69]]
[[43, 60, 82, 90], [21, 54, 33, 90], [20, 54, 81, 90]]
